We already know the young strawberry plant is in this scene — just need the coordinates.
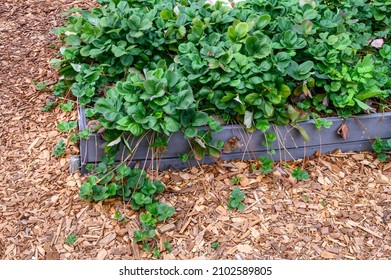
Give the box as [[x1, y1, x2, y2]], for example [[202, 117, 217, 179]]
[[228, 187, 245, 211], [52, 139, 66, 157], [292, 167, 310, 181], [372, 137, 391, 162], [258, 156, 274, 174]]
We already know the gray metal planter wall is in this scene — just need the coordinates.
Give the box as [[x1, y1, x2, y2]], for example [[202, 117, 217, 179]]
[[78, 109, 391, 173]]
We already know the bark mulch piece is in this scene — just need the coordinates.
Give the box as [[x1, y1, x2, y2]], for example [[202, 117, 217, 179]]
[[0, 0, 390, 260]]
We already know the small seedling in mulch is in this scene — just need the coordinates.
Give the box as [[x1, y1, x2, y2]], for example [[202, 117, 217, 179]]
[[35, 81, 47, 91], [113, 210, 126, 222], [164, 242, 172, 253], [143, 243, 151, 252], [140, 212, 158, 228], [152, 247, 160, 259], [60, 101, 74, 112], [156, 203, 175, 222], [134, 229, 156, 244], [321, 199, 326, 207], [211, 242, 220, 249], [303, 194, 310, 202], [231, 176, 241, 185], [292, 167, 310, 181], [65, 231, 78, 245], [259, 156, 274, 174], [41, 100, 55, 112], [228, 187, 245, 211], [372, 137, 391, 162], [52, 139, 66, 157]]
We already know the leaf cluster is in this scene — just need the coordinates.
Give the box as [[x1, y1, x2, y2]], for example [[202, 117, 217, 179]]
[[372, 137, 391, 162], [292, 167, 310, 181], [51, 0, 390, 163], [49, 0, 390, 253], [80, 162, 165, 204], [228, 187, 245, 210], [65, 231, 78, 245]]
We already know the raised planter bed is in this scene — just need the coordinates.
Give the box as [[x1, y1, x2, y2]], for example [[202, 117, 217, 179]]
[[78, 108, 391, 173]]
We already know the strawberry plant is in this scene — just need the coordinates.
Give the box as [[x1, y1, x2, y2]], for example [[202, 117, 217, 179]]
[[60, 101, 74, 112], [372, 137, 391, 162], [52, 139, 66, 157], [48, 0, 391, 252], [231, 176, 240, 185], [35, 81, 47, 91], [113, 209, 126, 222], [313, 117, 333, 130], [292, 167, 310, 181], [41, 100, 55, 112], [228, 187, 245, 211], [57, 121, 77, 132], [152, 247, 160, 259], [49, 0, 390, 161]]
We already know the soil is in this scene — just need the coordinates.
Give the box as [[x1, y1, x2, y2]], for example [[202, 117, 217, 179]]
[[0, 0, 390, 260]]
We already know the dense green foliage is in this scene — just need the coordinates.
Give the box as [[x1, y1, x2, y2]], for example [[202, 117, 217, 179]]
[[49, 0, 390, 250], [52, 0, 390, 157]]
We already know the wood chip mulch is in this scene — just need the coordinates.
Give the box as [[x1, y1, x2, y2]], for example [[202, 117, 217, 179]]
[[0, 0, 390, 260]]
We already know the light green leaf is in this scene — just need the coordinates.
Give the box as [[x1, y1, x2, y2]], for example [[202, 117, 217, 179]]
[[65, 35, 81, 46], [354, 98, 373, 110], [303, 9, 318, 20], [244, 93, 259, 105], [235, 22, 249, 40], [355, 86, 384, 100], [278, 84, 291, 98], [256, 120, 270, 132], [128, 123, 143, 136], [107, 137, 121, 147], [287, 105, 300, 122], [166, 70, 180, 88], [244, 111, 253, 129]]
